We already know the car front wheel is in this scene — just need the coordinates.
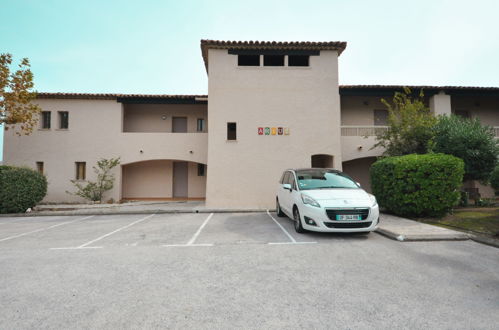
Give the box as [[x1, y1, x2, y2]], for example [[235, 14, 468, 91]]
[[293, 207, 305, 233]]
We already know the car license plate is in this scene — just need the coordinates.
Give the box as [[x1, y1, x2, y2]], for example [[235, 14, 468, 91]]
[[336, 214, 361, 221]]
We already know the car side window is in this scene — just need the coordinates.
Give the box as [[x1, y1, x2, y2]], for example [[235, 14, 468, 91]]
[[280, 172, 288, 184], [282, 172, 290, 185], [289, 173, 297, 190]]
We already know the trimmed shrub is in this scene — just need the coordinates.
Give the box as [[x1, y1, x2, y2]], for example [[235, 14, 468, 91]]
[[0, 165, 48, 214], [370, 154, 464, 218]]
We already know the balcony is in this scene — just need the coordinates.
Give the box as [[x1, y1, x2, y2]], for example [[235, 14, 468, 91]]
[[342, 125, 499, 138], [118, 132, 208, 165], [341, 126, 388, 137], [341, 126, 386, 162]]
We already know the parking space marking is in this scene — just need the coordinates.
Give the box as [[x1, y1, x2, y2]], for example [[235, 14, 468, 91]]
[[162, 213, 214, 248], [50, 214, 156, 250], [268, 241, 317, 245], [163, 243, 213, 247], [0, 216, 94, 243], [266, 210, 316, 245]]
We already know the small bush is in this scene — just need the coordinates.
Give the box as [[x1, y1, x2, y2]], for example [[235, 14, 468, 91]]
[[0, 165, 48, 213], [370, 154, 464, 218]]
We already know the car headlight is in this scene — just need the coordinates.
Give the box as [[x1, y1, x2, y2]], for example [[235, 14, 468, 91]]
[[368, 194, 378, 207], [301, 194, 320, 208]]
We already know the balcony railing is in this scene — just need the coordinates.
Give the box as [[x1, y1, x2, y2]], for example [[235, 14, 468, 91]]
[[341, 126, 389, 136], [342, 126, 499, 138]]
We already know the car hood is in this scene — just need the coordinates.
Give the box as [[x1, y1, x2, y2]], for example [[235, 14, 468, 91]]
[[301, 189, 372, 206]]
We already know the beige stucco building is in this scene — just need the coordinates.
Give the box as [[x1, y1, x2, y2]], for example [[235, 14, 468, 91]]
[[3, 40, 499, 207]]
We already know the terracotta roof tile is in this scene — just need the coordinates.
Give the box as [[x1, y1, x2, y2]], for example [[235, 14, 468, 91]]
[[36, 93, 207, 100]]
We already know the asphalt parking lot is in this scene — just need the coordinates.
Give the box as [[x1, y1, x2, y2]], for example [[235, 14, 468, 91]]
[[1, 212, 498, 329]]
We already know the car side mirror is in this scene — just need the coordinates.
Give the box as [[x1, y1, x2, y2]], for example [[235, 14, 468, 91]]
[[356, 182, 361, 187], [282, 183, 292, 190]]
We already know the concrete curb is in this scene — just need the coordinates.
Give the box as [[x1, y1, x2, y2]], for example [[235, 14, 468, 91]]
[[0, 208, 272, 217], [468, 235, 499, 248], [375, 227, 469, 242]]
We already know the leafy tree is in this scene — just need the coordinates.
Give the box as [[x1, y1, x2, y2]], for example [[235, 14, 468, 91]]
[[67, 158, 121, 202], [433, 115, 499, 182], [373, 87, 437, 156], [0, 53, 41, 135]]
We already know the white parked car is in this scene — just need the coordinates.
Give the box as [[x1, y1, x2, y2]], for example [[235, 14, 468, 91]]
[[276, 168, 379, 233]]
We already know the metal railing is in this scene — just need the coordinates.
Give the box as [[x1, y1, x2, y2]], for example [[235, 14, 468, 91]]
[[342, 126, 499, 137], [341, 126, 389, 136]]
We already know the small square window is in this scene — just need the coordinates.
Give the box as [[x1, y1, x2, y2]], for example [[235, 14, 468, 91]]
[[75, 162, 86, 180], [36, 162, 44, 174], [264, 55, 284, 66], [227, 122, 237, 140], [374, 109, 389, 126], [288, 55, 309, 67], [41, 111, 51, 129], [58, 111, 69, 129], [197, 164, 206, 176], [238, 55, 260, 66], [197, 118, 205, 132]]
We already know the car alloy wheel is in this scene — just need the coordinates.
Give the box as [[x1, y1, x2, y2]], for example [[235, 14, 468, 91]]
[[293, 207, 305, 233]]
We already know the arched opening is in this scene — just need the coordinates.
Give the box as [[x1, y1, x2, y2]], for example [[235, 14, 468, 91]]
[[311, 154, 334, 168], [342, 157, 377, 193], [121, 160, 206, 201]]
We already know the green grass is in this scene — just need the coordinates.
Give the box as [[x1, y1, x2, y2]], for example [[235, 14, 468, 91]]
[[426, 208, 499, 236]]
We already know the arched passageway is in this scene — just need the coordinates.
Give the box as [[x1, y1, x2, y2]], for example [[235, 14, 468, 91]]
[[341, 157, 377, 193], [121, 160, 206, 201]]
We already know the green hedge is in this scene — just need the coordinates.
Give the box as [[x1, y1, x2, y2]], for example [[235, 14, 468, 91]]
[[0, 165, 48, 214], [370, 154, 464, 217]]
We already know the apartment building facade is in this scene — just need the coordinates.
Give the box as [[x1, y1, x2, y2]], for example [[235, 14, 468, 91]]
[[3, 40, 499, 208]]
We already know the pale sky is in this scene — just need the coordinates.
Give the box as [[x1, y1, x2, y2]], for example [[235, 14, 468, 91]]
[[1, 0, 499, 160]]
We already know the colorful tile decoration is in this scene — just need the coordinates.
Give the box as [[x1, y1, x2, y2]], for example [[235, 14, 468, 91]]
[[258, 127, 290, 136]]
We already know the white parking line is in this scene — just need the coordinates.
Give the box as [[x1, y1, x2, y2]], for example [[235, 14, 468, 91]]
[[0, 216, 94, 243], [163, 213, 214, 248], [163, 244, 214, 247], [266, 210, 316, 245], [50, 214, 156, 250]]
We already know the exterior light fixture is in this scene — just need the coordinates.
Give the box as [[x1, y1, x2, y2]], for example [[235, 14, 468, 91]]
[[161, 115, 167, 120]]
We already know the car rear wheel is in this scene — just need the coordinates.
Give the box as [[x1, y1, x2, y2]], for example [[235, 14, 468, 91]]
[[293, 207, 305, 233], [276, 199, 285, 217]]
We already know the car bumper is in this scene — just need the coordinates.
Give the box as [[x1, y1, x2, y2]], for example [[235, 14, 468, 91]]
[[299, 204, 380, 233]]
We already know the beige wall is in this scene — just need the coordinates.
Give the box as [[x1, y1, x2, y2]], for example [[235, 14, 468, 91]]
[[205, 49, 342, 209], [123, 104, 207, 132], [122, 160, 173, 198], [3, 99, 208, 203], [188, 162, 206, 198]]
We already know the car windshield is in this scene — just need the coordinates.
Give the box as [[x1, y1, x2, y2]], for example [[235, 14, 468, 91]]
[[295, 169, 359, 190]]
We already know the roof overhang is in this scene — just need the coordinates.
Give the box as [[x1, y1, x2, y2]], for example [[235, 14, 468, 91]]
[[200, 39, 347, 73], [339, 85, 499, 97]]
